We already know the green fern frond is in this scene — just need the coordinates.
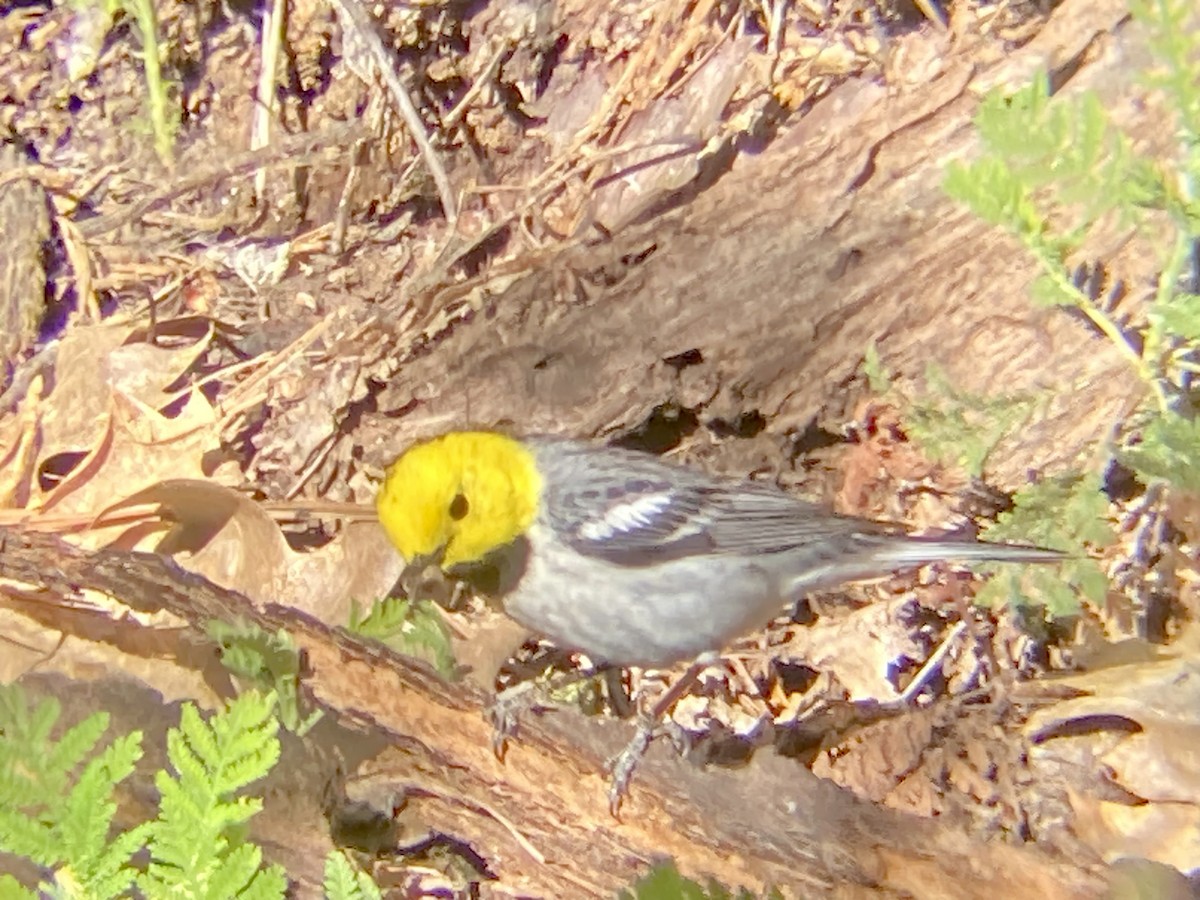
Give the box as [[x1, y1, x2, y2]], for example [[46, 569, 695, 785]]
[[0, 685, 145, 896], [207, 619, 322, 735], [57, 732, 147, 892], [977, 474, 1113, 615], [1131, 0, 1200, 154], [348, 596, 456, 677], [862, 341, 892, 394], [617, 860, 779, 900], [903, 364, 1040, 479], [323, 850, 383, 900], [1121, 410, 1200, 493], [944, 2, 1200, 524], [139, 692, 285, 899]]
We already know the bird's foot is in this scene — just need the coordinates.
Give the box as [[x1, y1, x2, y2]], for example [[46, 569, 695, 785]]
[[484, 686, 547, 758], [487, 681, 557, 758], [606, 716, 693, 816]]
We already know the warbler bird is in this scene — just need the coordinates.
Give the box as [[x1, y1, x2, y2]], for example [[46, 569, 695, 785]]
[[376, 430, 1063, 669]]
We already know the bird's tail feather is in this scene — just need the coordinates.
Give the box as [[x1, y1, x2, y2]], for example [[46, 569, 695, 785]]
[[876, 535, 1066, 566]]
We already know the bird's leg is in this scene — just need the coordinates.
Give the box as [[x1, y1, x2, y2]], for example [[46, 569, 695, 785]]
[[489, 680, 549, 756], [606, 651, 720, 815], [602, 665, 634, 718], [488, 661, 612, 757]]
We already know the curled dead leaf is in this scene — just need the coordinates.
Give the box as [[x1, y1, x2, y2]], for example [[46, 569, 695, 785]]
[[98, 479, 291, 602], [1026, 649, 1200, 872], [96, 480, 403, 626]]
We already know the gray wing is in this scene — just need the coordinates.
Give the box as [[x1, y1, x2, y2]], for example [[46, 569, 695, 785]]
[[531, 439, 882, 567]]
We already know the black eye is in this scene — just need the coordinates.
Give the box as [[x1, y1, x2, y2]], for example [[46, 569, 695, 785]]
[[449, 493, 469, 520]]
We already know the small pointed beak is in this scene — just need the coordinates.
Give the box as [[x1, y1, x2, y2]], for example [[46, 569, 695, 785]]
[[406, 545, 446, 571], [398, 546, 453, 605]]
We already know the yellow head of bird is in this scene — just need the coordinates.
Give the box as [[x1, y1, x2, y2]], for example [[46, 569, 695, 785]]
[[376, 431, 542, 569]]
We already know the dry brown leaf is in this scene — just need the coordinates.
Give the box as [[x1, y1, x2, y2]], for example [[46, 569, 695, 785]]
[[1025, 650, 1200, 870], [35, 321, 132, 455], [0, 372, 42, 507], [30, 413, 212, 532], [1027, 683, 1200, 803], [811, 707, 936, 803], [1102, 716, 1200, 805], [5, 318, 230, 534], [780, 597, 927, 702], [1069, 789, 1200, 872], [105, 318, 218, 443], [292, 519, 404, 626], [100, 479, 291, 600], [96, 479, 401, 625]]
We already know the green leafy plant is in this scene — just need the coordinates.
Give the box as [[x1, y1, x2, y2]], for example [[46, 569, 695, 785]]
[[902, 363, 1041, 479], [1119, 412, 1200, 493], [0, 686, 288, 899], [977, 473, 1115, 616], [0, 684, 146, 897], [861, 348, 1041, 481], [322, 851, 382, 900], [863, 340, 892, 394], [348, 596, 456, 677], [207, 619, 322, 735], [944, 0, 1200, 495], [66, 0, 179, 162], [911, 0, 1200, 620], [616, 860, 781, 900], [862, 351, 1088, 614], [139, 692, 286, 899]]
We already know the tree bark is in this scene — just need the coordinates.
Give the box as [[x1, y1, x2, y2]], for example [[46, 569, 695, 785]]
[[368, 0, 1150, 491], [0, 528, 1104, 898], [1, 0, 1160, 895]]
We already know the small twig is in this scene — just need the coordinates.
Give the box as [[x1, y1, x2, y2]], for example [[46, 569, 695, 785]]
[[56, 218, 99, 325], [665, 11, 740, 100], [329, 0, 458, 224], [896, 621, 967, 705], [912, 0, 948, 30], [442, 42, 509, 131], [646, 0, 719, 97], [330, 138, 367, 255], [158, 355, 271, 410], [285, 430, 342, 500], [252, 0, 288, 200], [765, 0, 786, 58], [216, 315, 335, 435]]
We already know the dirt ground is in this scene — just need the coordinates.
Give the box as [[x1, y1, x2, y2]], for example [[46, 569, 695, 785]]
[[1, 0, 1198, 896]]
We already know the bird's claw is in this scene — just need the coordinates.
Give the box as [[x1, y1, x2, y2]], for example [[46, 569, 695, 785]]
[[607, 720, 653, 816], [488, 681, 555, 758], [606, 717, 694, 816]]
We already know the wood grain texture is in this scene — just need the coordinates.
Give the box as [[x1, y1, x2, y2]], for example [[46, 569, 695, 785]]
[[0, 145, 52, 378], [0, 527, 1104, 898], [368, 0, 1148, 491]]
